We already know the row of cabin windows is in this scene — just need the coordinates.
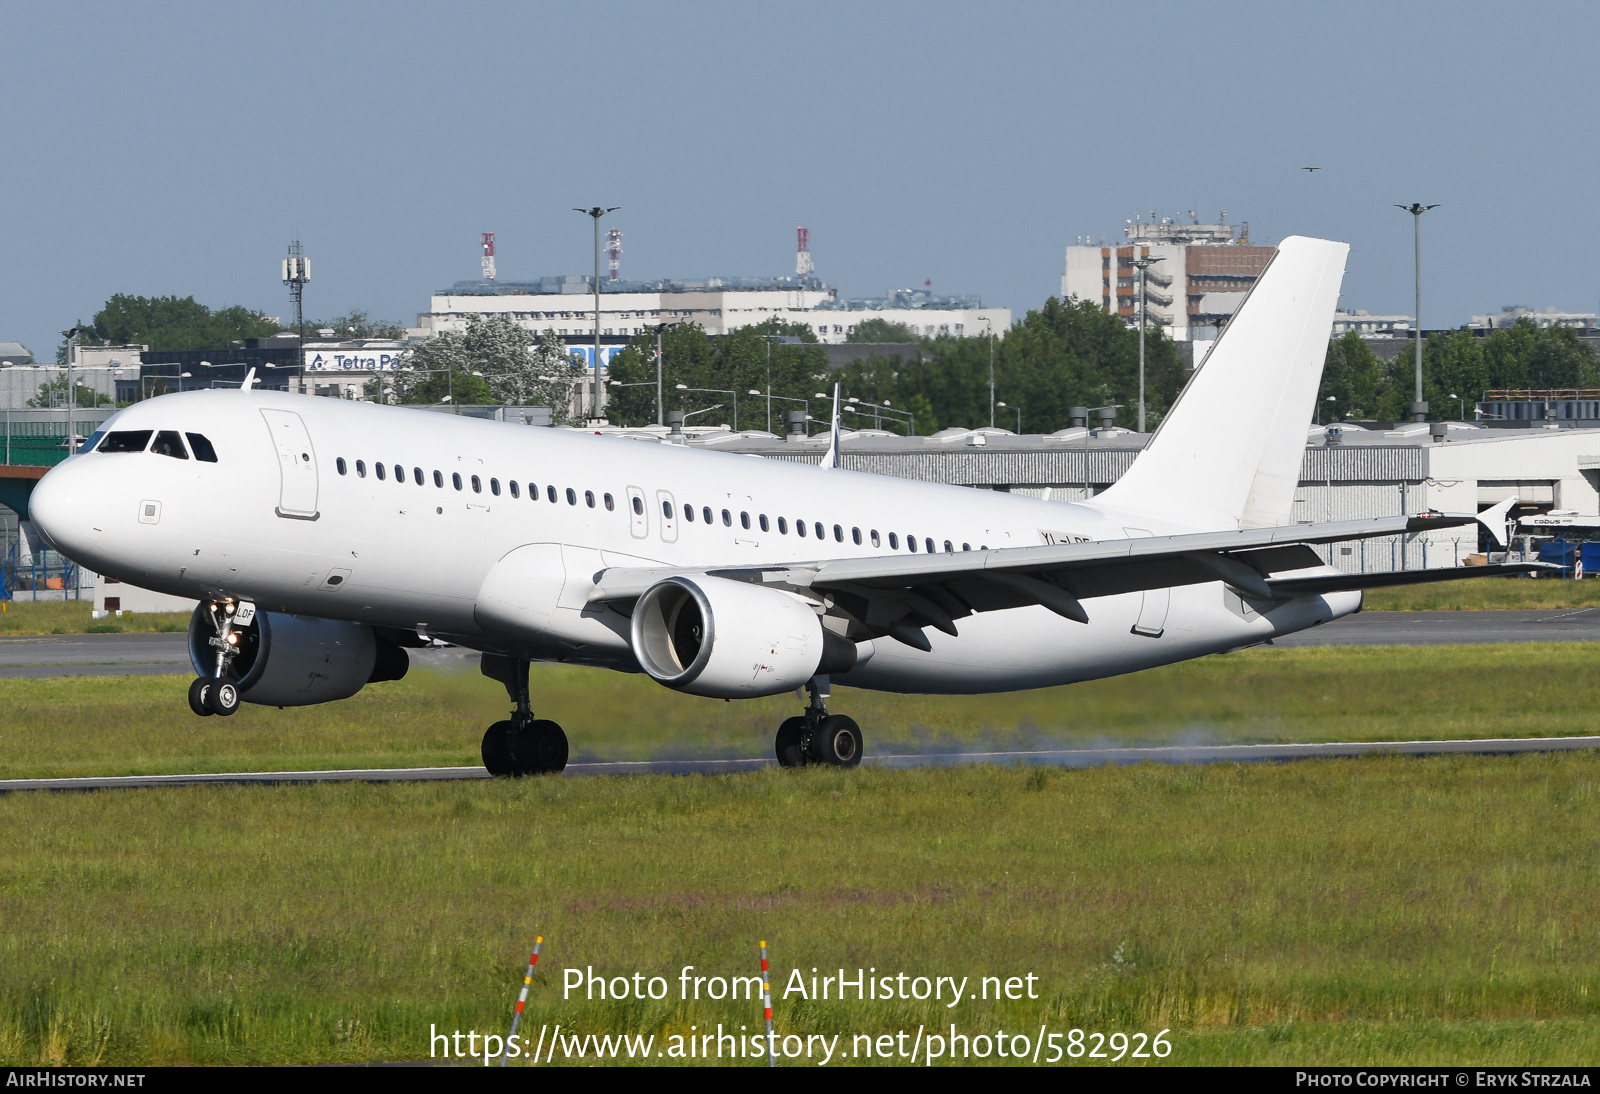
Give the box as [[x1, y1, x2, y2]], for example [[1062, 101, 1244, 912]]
[[659, 499, 975, 553], [336, 455, 978, 553], [335, 457, 615, 511], [91, 429, 219, 462]]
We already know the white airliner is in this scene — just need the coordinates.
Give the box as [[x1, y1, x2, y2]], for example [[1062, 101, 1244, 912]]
[[28, 237, 1522, 775]]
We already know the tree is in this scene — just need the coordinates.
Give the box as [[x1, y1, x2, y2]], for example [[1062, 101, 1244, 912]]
[[28, 375, 112, 408], [377, 317, 575, 418], [303, 310, 405, 339], [846, 318, 919, 343], [58, 294, 282, 360], [1318, 332, 1386, 420]]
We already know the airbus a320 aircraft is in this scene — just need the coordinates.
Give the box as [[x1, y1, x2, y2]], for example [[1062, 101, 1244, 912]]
[[28, 237, 1524, 775]]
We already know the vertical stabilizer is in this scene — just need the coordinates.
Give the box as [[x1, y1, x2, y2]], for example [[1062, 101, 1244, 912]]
[[1095, 235, 1349, 531], [819, 382, 841, 470]]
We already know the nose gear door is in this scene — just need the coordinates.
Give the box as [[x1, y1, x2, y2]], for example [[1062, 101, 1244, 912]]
[[262, 409, 320, 520]]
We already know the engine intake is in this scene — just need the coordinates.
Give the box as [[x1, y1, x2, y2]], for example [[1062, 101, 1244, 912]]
[[630, 575, 856, 699], [187, 608, 407, 707]]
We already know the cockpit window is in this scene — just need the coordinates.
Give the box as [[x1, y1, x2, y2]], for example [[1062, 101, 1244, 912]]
[[81, 431, 106, 453], [150, 431, 189, 460], [98, 430, 153, 453], [185, 433, 218, 463]]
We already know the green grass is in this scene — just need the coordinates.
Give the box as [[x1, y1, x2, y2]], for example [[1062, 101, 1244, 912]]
[[0, 600, 189, 635], [1, 755, 1598, 1065], [1363, 577, 1600, 611], [1, 643, 1597, 781]]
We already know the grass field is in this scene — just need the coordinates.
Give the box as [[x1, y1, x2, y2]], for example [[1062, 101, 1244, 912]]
[[1362, 577, 1600, 612], [3, 642, 1599, 780], [0, 576, 1596, 636], [0, 601, 188, 635], [0, 755, 1597, 1066]]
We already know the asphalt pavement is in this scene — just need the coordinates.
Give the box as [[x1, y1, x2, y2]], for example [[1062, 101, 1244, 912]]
[[0, 632, 191, 678], [2, 735, 1596, 793]]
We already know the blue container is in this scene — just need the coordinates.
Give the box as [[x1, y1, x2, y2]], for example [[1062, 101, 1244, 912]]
[[1539, 539, 1577, 576], [1582, 542, 1600, 576]]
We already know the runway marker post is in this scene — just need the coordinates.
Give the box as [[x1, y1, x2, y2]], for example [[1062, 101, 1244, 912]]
[[760, 940, 775, 1067], [500, 936, 542, 1066]]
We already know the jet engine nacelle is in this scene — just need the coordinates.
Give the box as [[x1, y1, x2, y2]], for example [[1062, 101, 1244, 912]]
[[630, 575, 857, 699], [187, 608, 408, 707]]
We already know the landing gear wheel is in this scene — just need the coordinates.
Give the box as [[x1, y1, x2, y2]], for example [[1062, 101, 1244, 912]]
[[208, 676, 240, 717], [809, 714, 863, 768], [508, 719, 568, 776], [775, 716, 807, 768], [188, 678, 215, 718], [481, 720, 515, 777]]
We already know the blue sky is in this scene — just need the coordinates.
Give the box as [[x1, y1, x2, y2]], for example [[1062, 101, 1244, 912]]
[[3, 1, 1596, 359]]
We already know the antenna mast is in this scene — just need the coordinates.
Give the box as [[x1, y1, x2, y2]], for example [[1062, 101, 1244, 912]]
[[481, 232, 496, 282], [606, 228, 622, 282], [795, 227, 813, 278], [281, 240, 310, 342]]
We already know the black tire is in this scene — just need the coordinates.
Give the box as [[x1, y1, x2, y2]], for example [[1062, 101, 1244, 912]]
[[775, 716, 807, 768], [809, 714, 863, 768], [208, 676, 241, 717], [509, 719, 568, 776], [187, 678, 214, 718], [481, 720, 515, 777]]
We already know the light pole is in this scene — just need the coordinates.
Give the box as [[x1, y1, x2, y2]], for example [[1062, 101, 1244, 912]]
[[1395, 202, 1439, 422], [575, 206, 620, 422], [1131, 255, 1164, 433], [608, 379, 656, 426], [1450, 392, 1463, 420], [978, 316, 994, 427], [60, 328, 77, 452], [654, 325, 665, 425], [676, 384, 739, 431], [996, 400, 1021, 432], [764, 333, 801, 432], [1318, 394, 1336, 424]]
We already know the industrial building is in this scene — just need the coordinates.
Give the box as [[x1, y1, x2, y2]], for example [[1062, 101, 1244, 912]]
[[1062, 214, 1275, 353]]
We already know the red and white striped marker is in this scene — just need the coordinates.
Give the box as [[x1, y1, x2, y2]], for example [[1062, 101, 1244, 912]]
[[500, 936, 542, 1067], [760, 940, 775, 1067]]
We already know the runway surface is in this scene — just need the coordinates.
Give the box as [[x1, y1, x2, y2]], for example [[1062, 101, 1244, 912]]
[[3, 735, 1596, 793], [0, 609, 1596, 679]]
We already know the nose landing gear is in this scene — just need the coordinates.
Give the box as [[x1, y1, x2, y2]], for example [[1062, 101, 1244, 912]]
[[188, 598, 252, 717], [479, 654, 568, 777], [775, 676, 863, 769]]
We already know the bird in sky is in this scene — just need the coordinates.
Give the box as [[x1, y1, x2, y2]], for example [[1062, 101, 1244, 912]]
[[1303, 166, 1320, 173]]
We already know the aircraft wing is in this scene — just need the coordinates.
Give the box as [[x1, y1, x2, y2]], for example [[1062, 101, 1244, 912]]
[[588, 512, 1529, 650]]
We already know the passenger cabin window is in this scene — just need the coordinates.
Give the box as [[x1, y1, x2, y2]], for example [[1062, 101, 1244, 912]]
[[393, 464, 404, 484], [661, 500, 671, 517], [962, 543, 971, 551], [889, 532, 898, 549], [150, 431, 187, 459], [357, 460, 368, 478], [452, 473, 462, 490], [337, 457, 347, 475], [740, 511, 750, 529], [585, 491, 596, 509], [852, 527, 862, 545], [490, 478, 500, 496], [471, 475, 482, 493], [634, 496, 645, 515], [98, 430, 152, 453], [548, 486, 557, 503], [908, 536, 917, 552], [721, 509, 731, 527], [759, 514, 769, 532], [186, 434, 218, 463], [926, 538, 935, 554], [833, 524, 843, 542], [604, 493, 614, 511], [684, 505, 695, 522], [797, 520, 806, 538], [778, 517, 788, 534], [510, 481, 520, 499], [567, 488, 577, 505], [376, 463, 387, 481], [944, 540, 954, 553], [703, 507, 713, 524], [414, 467, 424, 485], [434, 470, 444, 488], [871, 530, 880, 547], [814, 522, 824, 540]]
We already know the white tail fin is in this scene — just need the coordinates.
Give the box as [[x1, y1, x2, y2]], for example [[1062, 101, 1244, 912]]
[[1095, 235, 1349, 531], [818, 382, 841, 470]]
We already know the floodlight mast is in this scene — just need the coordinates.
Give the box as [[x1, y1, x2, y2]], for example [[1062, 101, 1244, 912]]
[[575, 207, 619, 422], [1395, 202, 1439, 422], [1131, 254, 1164, 433]]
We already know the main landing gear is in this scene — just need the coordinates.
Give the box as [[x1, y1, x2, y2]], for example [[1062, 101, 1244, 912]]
[[775, 676, 863, 769], [479, 654, 568, 777], [188, 598, 250, 718]]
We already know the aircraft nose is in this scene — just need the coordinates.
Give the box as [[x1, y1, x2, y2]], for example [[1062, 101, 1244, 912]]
[[27, 459, 103, 561]]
